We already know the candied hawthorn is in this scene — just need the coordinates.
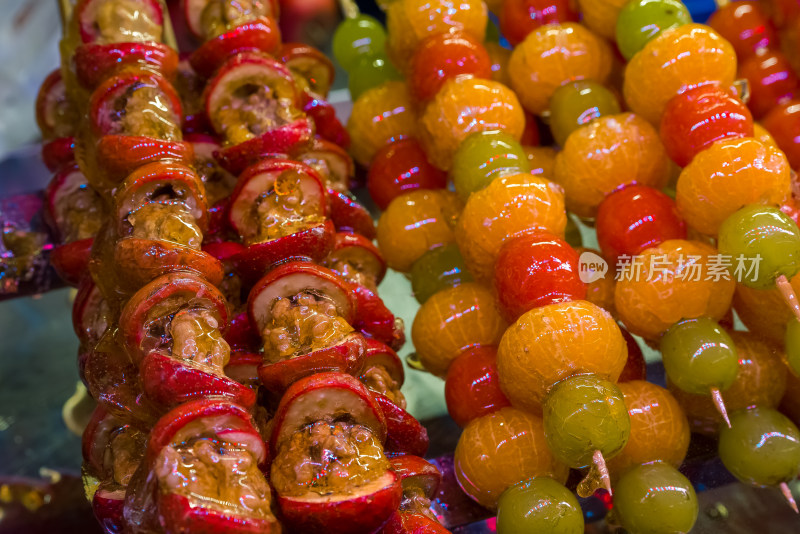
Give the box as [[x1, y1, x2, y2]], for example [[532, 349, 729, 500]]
[[738, 50, 798, 119], [707, 1, 777, 61], [367, 138, 447, 210], [763, 100, 800, 170], [499, 0, 579, 46], [444, 346, 511, 427]]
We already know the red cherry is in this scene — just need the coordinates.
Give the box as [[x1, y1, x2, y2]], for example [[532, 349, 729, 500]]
[[660, 84, 753, 167], [707, 1, 777, 61], [499, 0, 579, 46], [367, 138, 448, 210], [618, 326, 647, 382], [763, 99, 800, 170], [738, 49, 799, 119], [493, 232, 586, 322], [408, 32, 492, 103], [596, 185, 687, 265], [444, 346, 511, 427]]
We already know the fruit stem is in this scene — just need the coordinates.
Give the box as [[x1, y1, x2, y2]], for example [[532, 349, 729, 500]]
[[338, 0, 360, 19], [711, 387, 731, 428], [780, 482, 799, 514], [593, 449, 612, 496], [776, 274, 800, 322]]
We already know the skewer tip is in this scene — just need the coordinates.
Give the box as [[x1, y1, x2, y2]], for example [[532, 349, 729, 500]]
[[780, 482, 799, 514], [593, 449, 612, 497], [776, 274, 800, 322], [711, 387, 731, 428]]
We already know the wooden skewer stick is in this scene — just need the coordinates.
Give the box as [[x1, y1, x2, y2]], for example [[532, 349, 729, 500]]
[[338, 0, 361, 19], [57, 0, 72, 34], [781, 482, 799, 514], [593, 450, 612, 496], [777, 274, 800, 322], [710, 387, 731, 428]]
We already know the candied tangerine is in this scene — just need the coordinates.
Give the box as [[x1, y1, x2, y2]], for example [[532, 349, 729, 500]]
[[508, 22, 612, 116], [614, 240, 736, 340], [455, 173, 566, 282], [496, 300, 627, 414], [346, 81, 417, 166], [623, 24, 737, 125], [733, 274, 800, 344], [577, 0, 628, 40], [485, 41, 511, 86], [553, 113, 670, 219], [524, 146, 557, 178], [454, 407, 569, 509], [676, 137, 790, 236], [418, 76, 525, 170], [376, 189, 462, 273], [411, 282, 507, 378]]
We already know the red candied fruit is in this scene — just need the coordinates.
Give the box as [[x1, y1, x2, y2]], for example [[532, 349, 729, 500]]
[[763, 100, 800, 170], [707, 0, 777, 60], [367, 138, 448, 210], [493, 231, 585, 322], [499, 0, 579, 46], [739, 49, 799, 119], [444, 346, 511, 427], [660, 84, 754, 167], [618, 326, 647, 383], [596, 185, 687, 265]]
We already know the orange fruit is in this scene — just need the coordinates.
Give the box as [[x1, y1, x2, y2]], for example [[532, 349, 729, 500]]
[[623, 24, 737, 125], [753, 122, 779, 148], [411, 282, 507, 377], [496, 300, 627, 414], [733, 274, 800, 344], [485, 41, 511, 86], [554, 113, 670, 218], [455, 173, 566, 282], [386, 0, 487, 72], [376, 189, 463, 272], [577, 247, 617, 315], [454, 407, 569, 509], [607, 380, 690, 477], [524, 146, 557, 179], [676, 137, 790, 236], [577, 0, 629, 40], [508, 23, 612, 115], [614, 240, 736, 340], [347, 81, 417, 166], [418, 76, 525, 170], [668, 330, 788, 435]]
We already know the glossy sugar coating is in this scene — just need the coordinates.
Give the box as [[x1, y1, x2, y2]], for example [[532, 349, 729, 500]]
[[613, 462, 699, 534], [669, 330, 788, 435], [719, 407, 800, 486], [718, 205, 800, 289], [607, 380, 690, 477], [499, 0, 579, 46], [676, 137, 790, 237], [525, 146, 557, 178], [451, 130, 530, 200], [386, 0, 487, 72], [576, 247, 617, 315], [763, 100, 800, 170], [577, 0, 628, 40], [410, 243, 474, 304], [554, 113, 670, 218], [707, 0, 776, 61], [445, 346, 511, 427], [496, 300, 627, 414], [346, 81, 417, 166], [367, 138, 447, 211], [623, 24, 737, 126], [332, 14, 387, 72], [508, 23, 612, 116], [485, 41, 511, 86], [548, 80, 621, 147], [733, 272, 800, 344], [454, 407, 569, 509], [376, 189, 463, 272], [411, 282, 507, 377], [753, 122, 779, 148], [418, 77, 525, 171], [496, 477, 584, 534], [542, 375, 631, 468], [348, 53, 403, 101], [614, 240, 736, 340], [615, 0, 692, 60], [738, 50, 799, 119], [455, 173, 566, 283]]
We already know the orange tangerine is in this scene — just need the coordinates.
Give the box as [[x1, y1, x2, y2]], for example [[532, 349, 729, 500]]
[[577, 247, 617, 315], [623, 24, 737, 125], [753, 122, 779, 148], [614, 240, 735, 340], [553, 113, 670, 219], [577, 0, 629, 40], [524, 146, 557, 179], [496, 300, 627, 414], [676, 137, 790, 236], [733, 277, 799, 344], [418, 76, 525, 170], [485, 41, 511, 87], [454, 407, 569, 509], [411, 282, 507, 377], [508, 22, 612, 115]]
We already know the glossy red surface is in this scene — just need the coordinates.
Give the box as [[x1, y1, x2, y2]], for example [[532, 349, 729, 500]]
[[707, 0, 776, 60], [596, 185, 687, 265], [499, 0, 579, 46], [763, 100, 800, 170], [444, 346, 511, 428], [367, 139, 447, 211], [618, 326, 647, 382], [739, 49, 799, 118], [660, 84, 754, 167], [493, 232, 585, 322]]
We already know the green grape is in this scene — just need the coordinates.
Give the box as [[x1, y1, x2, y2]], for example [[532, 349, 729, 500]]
[[542, 374, 630, 468], [549, 81, 621, 147], [451, 131, 531, 200], [348, 53, 403, 101], [410, 244, 474, 304], [786, 318, 800, 376], [496, 477, 584, 534], [660, 317, 739, 395], [616, 0, 692, 61], [332, 15, 387, 72], [719, 407, 800, 486], [717, 204, 800, 290], [613, 462, 699, 534], [565, 215, 583, 249]]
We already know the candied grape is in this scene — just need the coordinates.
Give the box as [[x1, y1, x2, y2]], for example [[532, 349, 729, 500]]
[[548, 80, 621, 147], [613, 462, 698, 534], [543, 374, 631, 468], [718, 205, 800, 290], [332, 15, 387, 72], [348, 53, 403, 101], [719, 407, 800, 486], [451, 131, 531, 200], [410, 243, 474, 304], [445, 346, 511, 427], [496, 477, 583, 534], [615, 0, 692, 61], [367, 138, 447, 210]]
